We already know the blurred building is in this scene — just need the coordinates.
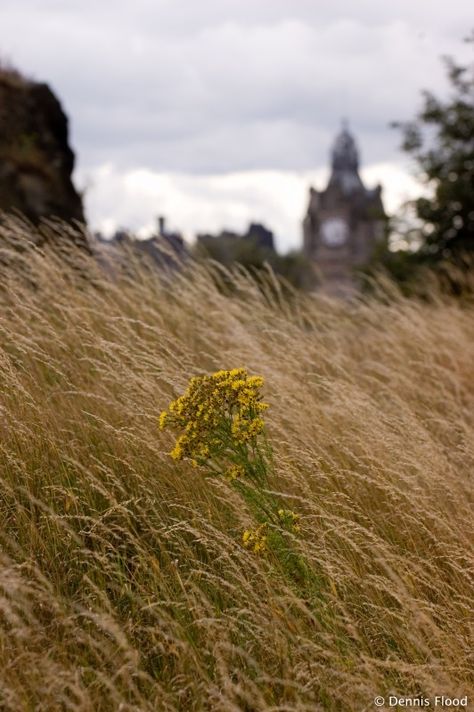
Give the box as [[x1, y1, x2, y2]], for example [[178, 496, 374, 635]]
[[303, 124, 386, 296], [196, 222, 275, 263], [93, 215, 186, 274]]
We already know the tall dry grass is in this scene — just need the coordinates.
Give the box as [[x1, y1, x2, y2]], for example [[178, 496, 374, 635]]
[[0, 220, 473, 711]]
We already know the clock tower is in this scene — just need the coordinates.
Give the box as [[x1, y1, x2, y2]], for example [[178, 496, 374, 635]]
[[303, 124, 386, 296]]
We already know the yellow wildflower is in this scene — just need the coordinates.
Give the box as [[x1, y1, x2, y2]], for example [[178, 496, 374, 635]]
[[242, 523, 268, 554], [226, 464, 245, 481], [170, 443, 183, 460], [242, 530, 251, 544], [277, 508, 301, 533], [159, 368, 268, 471]]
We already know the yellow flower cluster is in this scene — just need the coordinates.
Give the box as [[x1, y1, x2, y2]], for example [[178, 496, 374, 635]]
[[242, 523, 268, 554], [278, 509, 301, 533], [159, 368, 268, 466], [226, 464, 245, 481]]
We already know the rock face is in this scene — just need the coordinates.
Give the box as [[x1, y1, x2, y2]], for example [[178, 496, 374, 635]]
[[0, 67, 84, 226]]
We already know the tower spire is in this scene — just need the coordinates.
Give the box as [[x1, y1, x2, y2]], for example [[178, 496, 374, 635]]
[[331, 122, 359, 173]]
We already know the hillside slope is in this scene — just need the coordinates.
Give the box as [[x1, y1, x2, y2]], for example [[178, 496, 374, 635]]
[[0, 223, 473, 711]]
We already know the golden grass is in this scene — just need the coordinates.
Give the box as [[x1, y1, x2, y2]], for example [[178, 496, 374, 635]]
[[0, 221, 473, 711]]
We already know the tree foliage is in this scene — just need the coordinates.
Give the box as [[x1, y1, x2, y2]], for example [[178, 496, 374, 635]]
[[394, 38, 474, 265], [194, 235, 315, 290]]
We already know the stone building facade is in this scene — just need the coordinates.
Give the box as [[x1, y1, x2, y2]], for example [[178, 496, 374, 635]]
[[303, 125, 386, 295]]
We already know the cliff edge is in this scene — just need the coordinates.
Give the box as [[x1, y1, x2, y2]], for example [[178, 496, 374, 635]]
[[0, 65, 84, 226]]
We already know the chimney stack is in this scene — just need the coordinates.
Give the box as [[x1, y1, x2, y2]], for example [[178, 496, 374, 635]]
[[158, 216, 166, 236]]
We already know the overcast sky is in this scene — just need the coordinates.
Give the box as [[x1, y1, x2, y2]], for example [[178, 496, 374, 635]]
[[1, 1, 472, 250]]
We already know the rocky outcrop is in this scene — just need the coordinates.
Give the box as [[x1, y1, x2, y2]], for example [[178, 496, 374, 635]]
[[0, 67, 85, 227]]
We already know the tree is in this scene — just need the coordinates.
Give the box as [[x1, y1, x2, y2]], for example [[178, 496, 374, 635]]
[[193, 232, 315, 290], [394, 37, 474, 267]]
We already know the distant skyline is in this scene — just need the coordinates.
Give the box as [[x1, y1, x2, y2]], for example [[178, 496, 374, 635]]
[[0, 0, 472, 251]]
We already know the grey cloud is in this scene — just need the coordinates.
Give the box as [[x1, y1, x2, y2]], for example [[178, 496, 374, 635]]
[[0, 0, 472, 177]]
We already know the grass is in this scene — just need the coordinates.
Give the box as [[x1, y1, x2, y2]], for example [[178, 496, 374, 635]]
[[0, 219, 473, 711]]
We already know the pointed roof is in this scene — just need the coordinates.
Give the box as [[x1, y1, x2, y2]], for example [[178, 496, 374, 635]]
[[327, 122, 365, 195]]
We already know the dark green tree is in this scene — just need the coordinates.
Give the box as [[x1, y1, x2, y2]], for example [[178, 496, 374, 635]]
[[193, 233, 314, 290], [394, 38, 474, 265]]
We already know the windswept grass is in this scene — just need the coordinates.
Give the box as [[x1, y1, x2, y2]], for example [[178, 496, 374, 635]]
[[0, 222, 473, 711]]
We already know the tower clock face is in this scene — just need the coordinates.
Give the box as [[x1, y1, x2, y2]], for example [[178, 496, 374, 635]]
[[320, 217, 348, 247]]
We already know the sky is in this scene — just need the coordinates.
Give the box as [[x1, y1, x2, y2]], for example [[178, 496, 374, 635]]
[[0, 0, 472, 251]]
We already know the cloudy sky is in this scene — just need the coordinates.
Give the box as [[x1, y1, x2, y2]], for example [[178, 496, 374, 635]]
[[1, 1, 472, 251]]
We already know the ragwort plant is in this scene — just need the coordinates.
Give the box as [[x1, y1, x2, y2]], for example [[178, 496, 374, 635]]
[[159, 368, 302, 561]]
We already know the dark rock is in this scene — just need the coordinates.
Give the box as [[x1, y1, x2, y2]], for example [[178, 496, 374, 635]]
[[0, 67, 85, 229]]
